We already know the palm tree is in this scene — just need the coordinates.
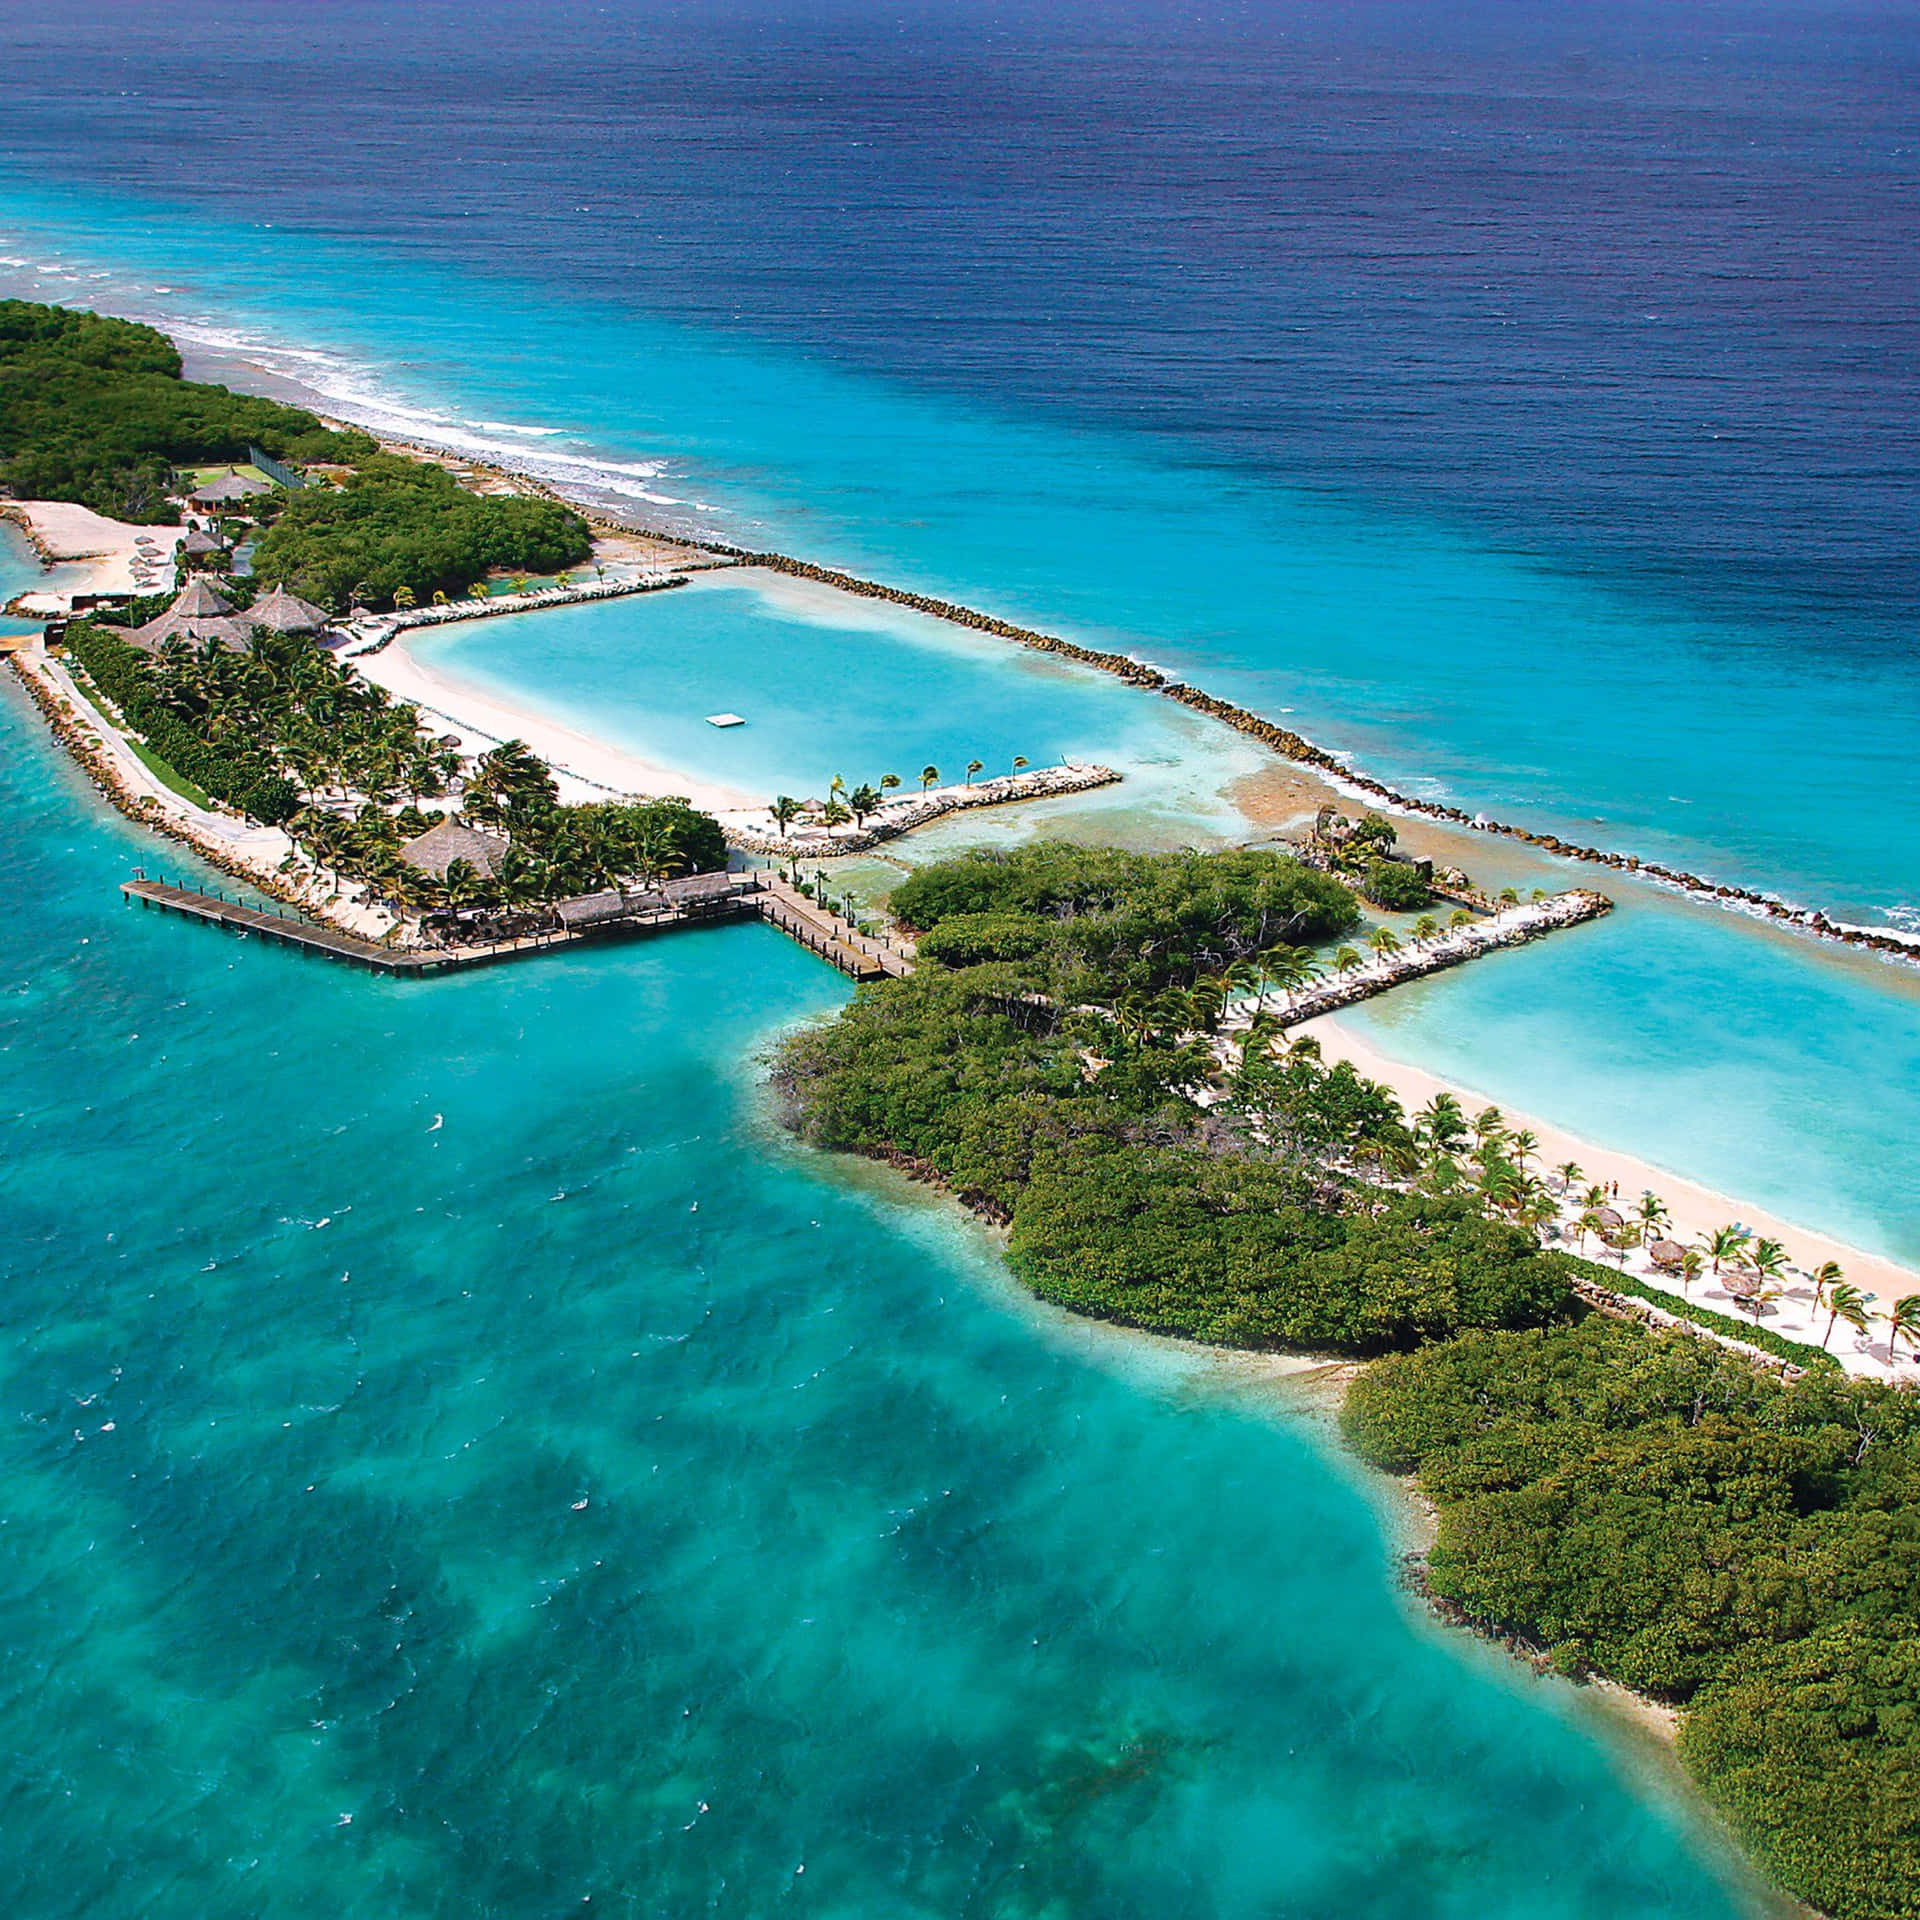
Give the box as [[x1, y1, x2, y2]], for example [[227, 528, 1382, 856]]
[[1746, 1236, 1790, 1291], [1823, 1281, 1869, 1350], [880, 773, 902, 799], [1677, 1249, 1704, 1296], [1498, 887, 1520, 906], [1449, 907, 1474, 929], [1887, 1294, 1920, 1364], [1473, 1106, 1507, 1148], [1554, 1160, 1584, 1194], [965, 759, 984, 785], [1412, 914, 1439, 943], [1366, 925, 1402, 959], [1572, 1208, 1607, 1255], [1333, 946, 1363, 974], [1507, 1128, 1540, 1173], [920, 765, 940, 792], [1011, 755, 1029, 775], [848, 783, 881, 826], [769, 796, 799, 840], [1701, 1225, 1749, 1277], [1634, 1190, 1670, 1244], [1809, 1260, 1844, 1311], [829, 774, 846, 804], [1413, 1093, 1469, 1157]]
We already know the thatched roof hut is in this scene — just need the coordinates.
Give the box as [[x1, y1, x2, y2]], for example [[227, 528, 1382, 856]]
[[555, 891, 630, 931], [397, 818, 509, 880], [128, 576, 254, 653], [246, 583, 331, 635], [1648, 1238, 1688, 1273], [189, 469, 273, 510], [1591, 1205, 1626, 1234], [659, 871, 739, 906], [180, 527, 226, 557]]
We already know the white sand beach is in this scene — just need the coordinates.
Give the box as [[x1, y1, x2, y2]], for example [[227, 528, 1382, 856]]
[[4, 499, 182, 611], [1302, 1012, 1919, 1377], [351, 633, 760, 814]]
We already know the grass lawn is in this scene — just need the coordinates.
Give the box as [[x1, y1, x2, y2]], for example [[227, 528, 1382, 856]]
[[128, 738, 213, 809]]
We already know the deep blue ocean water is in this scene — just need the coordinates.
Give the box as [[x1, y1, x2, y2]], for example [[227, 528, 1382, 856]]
[[0, 4, 1915, 1910]]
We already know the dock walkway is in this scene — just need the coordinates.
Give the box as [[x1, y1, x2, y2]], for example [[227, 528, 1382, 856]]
[[121, 870, 919, 984]]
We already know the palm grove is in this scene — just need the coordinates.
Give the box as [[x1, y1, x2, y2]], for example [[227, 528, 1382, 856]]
[[2, 299, 723, 916], [777, 841, 1919, 1920]]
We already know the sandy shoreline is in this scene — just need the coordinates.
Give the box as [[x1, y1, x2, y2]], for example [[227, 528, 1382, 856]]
[[1303, 1012, 1920, 1322], [352, 633, 760, 813]]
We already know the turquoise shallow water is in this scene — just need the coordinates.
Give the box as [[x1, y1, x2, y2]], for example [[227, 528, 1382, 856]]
[[413, 570, 1261, 830], [0, 685, 1754, 1917]]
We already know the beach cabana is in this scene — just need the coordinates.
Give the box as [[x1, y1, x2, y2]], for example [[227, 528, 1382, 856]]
[[128, 576, 255, 653], [1591, 1205, 1626, 1236], [1648, 1238, 1689, 1274], [397, 818, 509, 881], [245, 583, 332, 635], [179, 527, 227, 569]]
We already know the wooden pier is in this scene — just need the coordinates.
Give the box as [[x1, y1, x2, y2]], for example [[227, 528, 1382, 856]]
[[121, 870, 917, 984]]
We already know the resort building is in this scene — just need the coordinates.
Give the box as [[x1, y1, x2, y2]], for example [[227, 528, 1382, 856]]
[[188, 469, 274, 513], [127, 576, 256, 652], [178, 527, 228, 571], [245, 583, 332, 635], [397, 818, 510, 882]]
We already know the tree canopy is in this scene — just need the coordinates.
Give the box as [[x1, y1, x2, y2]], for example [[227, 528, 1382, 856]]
[[251, 455, 592, 610], [1346, 1320, 1920, 1919], [0, 299, 374, 522]]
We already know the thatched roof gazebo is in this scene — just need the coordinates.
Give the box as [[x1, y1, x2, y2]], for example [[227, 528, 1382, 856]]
[[246, 583, 332, 635], [128, 576, 255, 653], [189, 469, 274, 512], [397, 818, 509, 881], [1648, 1238, 1689, 1273]]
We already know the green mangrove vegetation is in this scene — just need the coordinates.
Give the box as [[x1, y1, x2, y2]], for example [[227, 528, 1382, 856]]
[[1348, 1321, 1920, 1920], [0, 299, 373, 522], [778, 843, 1571, 1349], [251, 455, 592, 611], [778, 840, 1919, 1920]]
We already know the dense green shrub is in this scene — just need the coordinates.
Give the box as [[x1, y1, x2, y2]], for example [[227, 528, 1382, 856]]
[[888, 843, 1357, 993], [1679, 1621, 1920, 1920], [1008, 1149, 1571, 1352], [252, 455, 591, 609], [0, 299, 373, 522], [1360, 858, 1431, 911], [915, 910, 1058, 968], [1345, 1312, 1920, 1909]]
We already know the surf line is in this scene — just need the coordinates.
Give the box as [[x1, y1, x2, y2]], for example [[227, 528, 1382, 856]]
[[392, 443, 1919, 971]]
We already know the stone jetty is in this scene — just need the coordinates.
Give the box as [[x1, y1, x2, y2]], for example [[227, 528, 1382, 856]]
[[1245, 889, 1614, 1028], [725, 762, 1120, 857]]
